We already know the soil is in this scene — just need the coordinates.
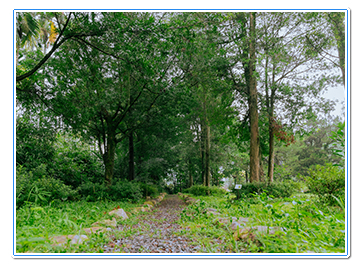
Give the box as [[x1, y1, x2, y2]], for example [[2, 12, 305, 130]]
[[104, 195, 200, 253]]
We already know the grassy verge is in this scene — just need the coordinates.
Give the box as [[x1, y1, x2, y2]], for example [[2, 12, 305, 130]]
[[16, 200, 142, 253], [177, 192, 345, 253]]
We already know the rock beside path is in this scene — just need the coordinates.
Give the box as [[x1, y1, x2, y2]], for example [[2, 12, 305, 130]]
[[92, 218, 117, 228], [50, 234, 89, 246], [233, 225, 284, 241], [109, 208, 129, 220]]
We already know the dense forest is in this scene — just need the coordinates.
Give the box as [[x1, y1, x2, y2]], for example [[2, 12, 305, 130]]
[[15, 11, 346, 254]]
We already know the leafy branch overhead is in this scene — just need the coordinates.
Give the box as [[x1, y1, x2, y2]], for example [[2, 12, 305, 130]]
[[16, 11, 345, 191]]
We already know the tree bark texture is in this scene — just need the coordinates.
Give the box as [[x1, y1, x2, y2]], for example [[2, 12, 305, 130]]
[[128, 131, 135, 181], [200, 124, 205, 185], [103, 129, 116, 186], [205, 123, 211, 187], [188, 158, 193, 187], [267, 121, 275, 184], [328, 13, 345, 88], [248, 12, 260, 183]]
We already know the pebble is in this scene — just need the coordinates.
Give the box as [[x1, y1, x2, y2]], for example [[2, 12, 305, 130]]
[[104, 195, 199, 253]]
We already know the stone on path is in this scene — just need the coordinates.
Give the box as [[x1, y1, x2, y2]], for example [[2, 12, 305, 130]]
[[50, 234, 89, 246], [233, 225, 283, 241], [82, 226, 110, 234], [133, 207, 151, 214], [109, 208, 129, 220], [230, 217, 249, 230], [185, 197, 197, 205], [207, 208, 221, 216], [92, 218, 117, 228], [143, 201, 155, 208]]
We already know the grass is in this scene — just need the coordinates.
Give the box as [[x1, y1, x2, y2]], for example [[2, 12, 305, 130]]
[[177, 192, 345, 253], [16, 200, 141, 253], [16, 192, 346, 254]]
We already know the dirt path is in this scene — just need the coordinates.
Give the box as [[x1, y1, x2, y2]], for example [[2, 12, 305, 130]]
[[104, 195, 200, 253]]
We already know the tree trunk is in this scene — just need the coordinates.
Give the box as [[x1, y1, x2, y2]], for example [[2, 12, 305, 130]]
[[267, 65, 276, 184], [188, 158, 193, 187], [205, 123, 211, 187], [267, 121, 275, 184], [200, 123, 205, 185], [103, 130, 116, 186], [248, 12, 260, 183], [128, 131, 135, 181], [328, 13, 345, 88]]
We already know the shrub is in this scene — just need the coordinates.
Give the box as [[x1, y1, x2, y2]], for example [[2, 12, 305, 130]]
[[78, 181, 143, 203], [234, 181, 299, 198], [50, 145, 104, 188], [184, 185, 227, 196], [305, 164, 345, 205], [16, 165, 78, 207], [139, 183, 159, 198], [77, 181, 109, 202], [109, 181, 142, 202]]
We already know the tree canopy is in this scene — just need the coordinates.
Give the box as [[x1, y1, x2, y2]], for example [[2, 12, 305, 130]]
[[16, 11, 346, 192]]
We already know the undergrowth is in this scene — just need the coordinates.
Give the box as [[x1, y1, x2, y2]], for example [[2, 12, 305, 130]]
[[16, 200, 141, 253], [178, 192, 345, 253]]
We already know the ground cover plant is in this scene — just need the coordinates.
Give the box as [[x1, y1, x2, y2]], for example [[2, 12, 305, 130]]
[[178, 192, 345, 253], [16, 200, 141, 253]]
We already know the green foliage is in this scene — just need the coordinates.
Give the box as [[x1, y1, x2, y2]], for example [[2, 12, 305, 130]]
[[304, 164, 345, 205], [16, 165, 78, 208], [139, 183, 159, 198], [50, 133, 104, 188], [184, 185, 227, 196], [330, 121, 345, 167], [16, 200, 138, 253], [179, 194, 345, 253], [108, 181, 143, 203], [16, 114, 57, 170], [274, 118, 345, 178], [77, 182, 109, 202], [77, 181, 143, 203], [234, 181, 300, 199]]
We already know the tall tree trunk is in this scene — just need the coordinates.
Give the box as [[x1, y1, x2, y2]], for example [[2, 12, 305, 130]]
[[128, 131, 135, 181], [205, 123, 211, 187], [328, 13, 345, 88], [188, 158, 193, 187], [103, 130, 116, 186], [248, 12, 260, 183], [200, 123, 205, 185], [267, 121, 275, 184], [259, 140, 265, 182], [200, 87, 211, 187], [267, 66, 276, 184]]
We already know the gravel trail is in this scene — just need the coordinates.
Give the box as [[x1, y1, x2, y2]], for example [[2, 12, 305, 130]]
[[104, 195, 200, 253]]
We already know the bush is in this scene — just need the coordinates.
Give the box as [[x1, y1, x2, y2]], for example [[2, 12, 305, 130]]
[[77, 181, 109, 202], [16, 165, 78, 208], [184, 185, 227, 196], [139, 183, 159, 198], [78, 181, 142, 202], [305, 164, 345, 205], [234, 181, 299, 198], [109, 181, 143, 203], [50, 138, 104, 188], [78, 180, 143, 203]]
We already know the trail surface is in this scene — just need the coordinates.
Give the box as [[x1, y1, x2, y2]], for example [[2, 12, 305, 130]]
[[104, 195, 199, 253]]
